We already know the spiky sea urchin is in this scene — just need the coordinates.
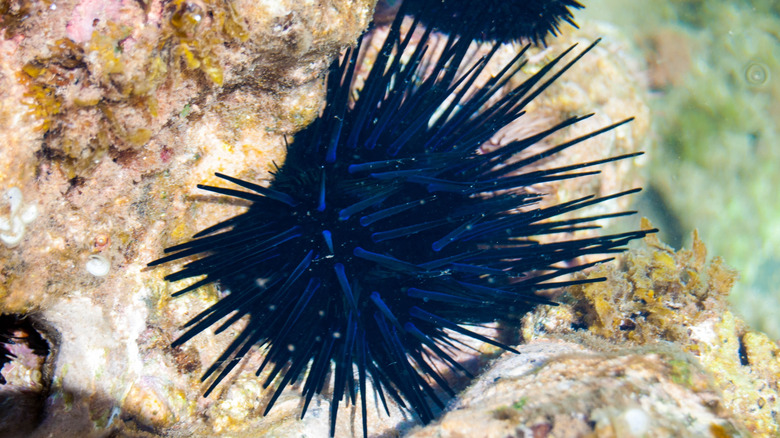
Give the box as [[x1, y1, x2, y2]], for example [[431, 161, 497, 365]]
[[149, 7, 654, 438], [408, 0, 584, 43]]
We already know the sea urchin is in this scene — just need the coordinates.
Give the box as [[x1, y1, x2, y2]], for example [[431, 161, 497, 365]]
[[149, 10, 653, 438], [407, 0, 584, 43]]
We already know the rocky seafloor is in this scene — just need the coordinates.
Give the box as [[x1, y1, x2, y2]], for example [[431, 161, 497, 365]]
[[0, 0, 777, 437]]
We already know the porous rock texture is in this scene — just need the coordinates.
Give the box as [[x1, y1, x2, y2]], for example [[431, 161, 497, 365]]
[[408, 340, 743, 438]]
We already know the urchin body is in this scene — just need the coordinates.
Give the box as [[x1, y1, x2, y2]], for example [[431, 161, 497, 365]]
[[150, 7, 652, 437], [408, 0, 584, 43]]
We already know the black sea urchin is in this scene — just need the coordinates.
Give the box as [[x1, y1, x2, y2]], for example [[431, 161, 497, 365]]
[[407, 0, 584, 43], [149, 11, 653, 438]]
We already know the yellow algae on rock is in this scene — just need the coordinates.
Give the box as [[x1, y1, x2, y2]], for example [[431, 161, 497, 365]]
[[560, 219, 738, 345], [206, 376, 266, 433], [522, 219, 780, 436], [742, 332, 780, 382], [694, 313, 780, 436], [2, 0, 376, 179]]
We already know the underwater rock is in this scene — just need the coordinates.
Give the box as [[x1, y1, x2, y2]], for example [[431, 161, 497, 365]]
[[408, 221, 777, 437], [516, 219, 779, 437], [1, 0, 376, 436], [0, 0, 376, 311], [8, 1, 775, 437], [408, 339, 745, 438], [3, 0, 376, 179]]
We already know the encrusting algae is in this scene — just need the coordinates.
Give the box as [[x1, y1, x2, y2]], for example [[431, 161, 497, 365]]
[[523, 218, 780, 436], [4, 0, 374, 180], [13, 0, 249, 177]]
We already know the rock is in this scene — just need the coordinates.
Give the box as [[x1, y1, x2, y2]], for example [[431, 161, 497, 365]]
[[408, 339, 744, 438]]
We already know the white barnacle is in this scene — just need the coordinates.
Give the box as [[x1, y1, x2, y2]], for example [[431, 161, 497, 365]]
[[4, 187, 23, 214], [0, 216, 24, 247], [86, 254, 111, 277], [0, 187, 38, 247], [20, 204, 37, 224]]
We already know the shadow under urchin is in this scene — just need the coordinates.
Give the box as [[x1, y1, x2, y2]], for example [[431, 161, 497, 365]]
[[149, 5, 654, 437]]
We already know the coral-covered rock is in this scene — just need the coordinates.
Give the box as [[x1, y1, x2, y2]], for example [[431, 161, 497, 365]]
[[1, 0, 376, 436], [408, 340, 745, 438], [521, 220, 780, 437]]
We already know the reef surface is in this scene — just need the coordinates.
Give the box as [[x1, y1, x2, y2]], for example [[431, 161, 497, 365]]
[[0, 1, 777, 437]]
